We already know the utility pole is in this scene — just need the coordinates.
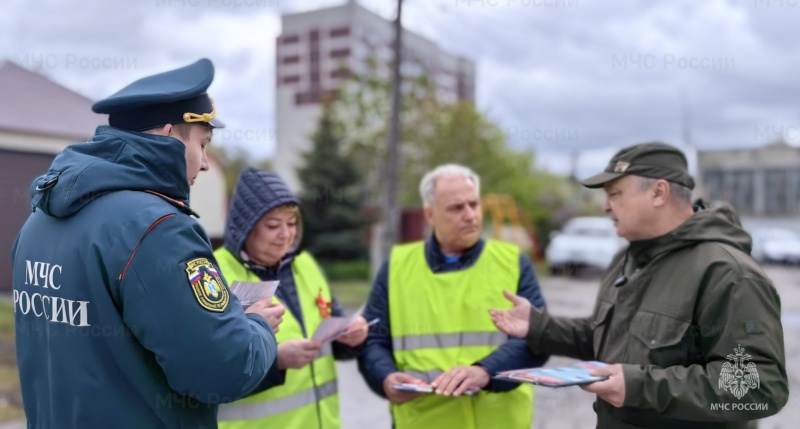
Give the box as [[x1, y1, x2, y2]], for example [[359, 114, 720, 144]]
[[379, 0, 404, 264], [680, 86, 692, 148], [569, 150, 579, 183]]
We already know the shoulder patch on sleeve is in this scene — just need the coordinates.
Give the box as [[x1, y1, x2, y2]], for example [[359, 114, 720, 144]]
[[743, 321, 764, 334], [185, 258, 229, 312]]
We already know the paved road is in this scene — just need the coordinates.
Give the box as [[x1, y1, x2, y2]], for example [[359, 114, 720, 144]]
[[338, 265, 800, 428], [4, 266, 798, 428]]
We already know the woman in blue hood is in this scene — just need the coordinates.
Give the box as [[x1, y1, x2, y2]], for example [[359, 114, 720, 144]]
[[214, 167, 367, 429]]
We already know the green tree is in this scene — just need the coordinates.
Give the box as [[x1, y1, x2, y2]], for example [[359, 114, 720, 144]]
[[297, 103, 370, 262], [400, 100, 551, 216], [331, 57, 436, 204], [329, 64, 586, 251]]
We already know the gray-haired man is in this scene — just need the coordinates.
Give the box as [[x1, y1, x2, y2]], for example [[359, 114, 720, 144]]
[[357, 164, 550, 428]]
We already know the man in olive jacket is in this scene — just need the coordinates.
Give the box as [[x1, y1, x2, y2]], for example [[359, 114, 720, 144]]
[[491, 142, 788, 429]]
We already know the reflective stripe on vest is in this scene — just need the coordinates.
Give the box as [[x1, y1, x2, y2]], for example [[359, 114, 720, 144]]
[[392, 331, 507, 351], [217, 380, 338, 421]]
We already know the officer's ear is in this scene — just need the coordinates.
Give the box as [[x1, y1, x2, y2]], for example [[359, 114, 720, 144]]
[[652, 179, 670, 207], [162, 124, 174, 136]]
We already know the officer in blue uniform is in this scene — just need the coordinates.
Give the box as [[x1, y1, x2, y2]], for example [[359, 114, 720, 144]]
[[11, 58, 285, 429]]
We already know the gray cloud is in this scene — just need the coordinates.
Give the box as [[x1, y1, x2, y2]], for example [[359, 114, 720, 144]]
[[393, 0, 800, 175], [2, 0, 799, 172]]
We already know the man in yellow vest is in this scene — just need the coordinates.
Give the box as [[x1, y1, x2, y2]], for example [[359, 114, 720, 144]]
[[358, 164, 549, 428], [214, 168, 369, 429]]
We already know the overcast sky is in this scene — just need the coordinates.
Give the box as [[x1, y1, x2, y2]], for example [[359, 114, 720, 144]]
[[3, 0, 800, 178]]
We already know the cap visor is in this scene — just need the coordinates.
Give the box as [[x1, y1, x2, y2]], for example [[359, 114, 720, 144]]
[[208, 117, 226, 129], [580, 172, 623, 189]]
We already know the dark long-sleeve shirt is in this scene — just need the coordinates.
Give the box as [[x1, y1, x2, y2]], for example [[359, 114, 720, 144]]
[[357, 237, 549, 398]]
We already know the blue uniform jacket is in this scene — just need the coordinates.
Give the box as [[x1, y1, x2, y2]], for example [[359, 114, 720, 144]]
[[11, 126, 278, 429], [357, 236, 549, 397]]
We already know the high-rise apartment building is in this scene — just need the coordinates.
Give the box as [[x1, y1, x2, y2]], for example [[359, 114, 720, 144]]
[[274, 0, 476, 191]]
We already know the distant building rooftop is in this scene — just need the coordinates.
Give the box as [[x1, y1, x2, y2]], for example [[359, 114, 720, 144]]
[[0, 60, 102, 140]]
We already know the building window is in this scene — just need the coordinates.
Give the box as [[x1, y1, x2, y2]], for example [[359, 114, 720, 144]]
[[323, 89, 338, 103], [705, 169, 755, 215], [282, 55, 300, 64], [790, 169, 800, 215], [330, 48, 350, 59], [330, 27, 350, 38], [282, 34, 299, 44], [703, 170, 725, 202], [309, 29, 320, 94], [457, 73, 474, 101], [294, 89, 338, 106], [295, 92, 313, 105], [282, 75, 300, 84], [730, 170, 755, 215], [331, 68, 351, 79], [765, 169, 788, 215]]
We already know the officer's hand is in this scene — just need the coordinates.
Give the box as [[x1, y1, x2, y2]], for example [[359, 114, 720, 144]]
[[277, 339, 324, 369], [432, 365, 487, 396], [383, 372, 428, 405], [580, 363, 626, 407], [245, 300, 285, 333], [264, 303, 286, 333], [488, 290, 531, 338], [335, 316, 368, 347]]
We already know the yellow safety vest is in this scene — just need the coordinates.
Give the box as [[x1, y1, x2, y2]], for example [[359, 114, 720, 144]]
[[214, 248, 340, 429], [388, 240, 534, 429]]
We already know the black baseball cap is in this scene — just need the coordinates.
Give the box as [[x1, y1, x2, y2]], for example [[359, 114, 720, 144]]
[[581, 142, 695, 190]]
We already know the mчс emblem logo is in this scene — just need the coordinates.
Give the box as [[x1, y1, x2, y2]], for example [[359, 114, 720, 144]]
[[186, 258, 230, 312]]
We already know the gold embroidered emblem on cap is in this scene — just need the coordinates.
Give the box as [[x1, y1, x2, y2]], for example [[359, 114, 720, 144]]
[[613, 161, 630, 173]]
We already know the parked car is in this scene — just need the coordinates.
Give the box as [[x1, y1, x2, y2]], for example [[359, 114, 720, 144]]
[[750, 228, 800, 265], [546, 216, 627, 276]]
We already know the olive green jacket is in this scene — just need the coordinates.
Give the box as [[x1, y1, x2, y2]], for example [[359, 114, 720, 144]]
[[527, 201, 789, 428]]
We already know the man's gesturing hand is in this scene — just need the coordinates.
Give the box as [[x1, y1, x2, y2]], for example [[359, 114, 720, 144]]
[[488, 290, 532, 338]]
